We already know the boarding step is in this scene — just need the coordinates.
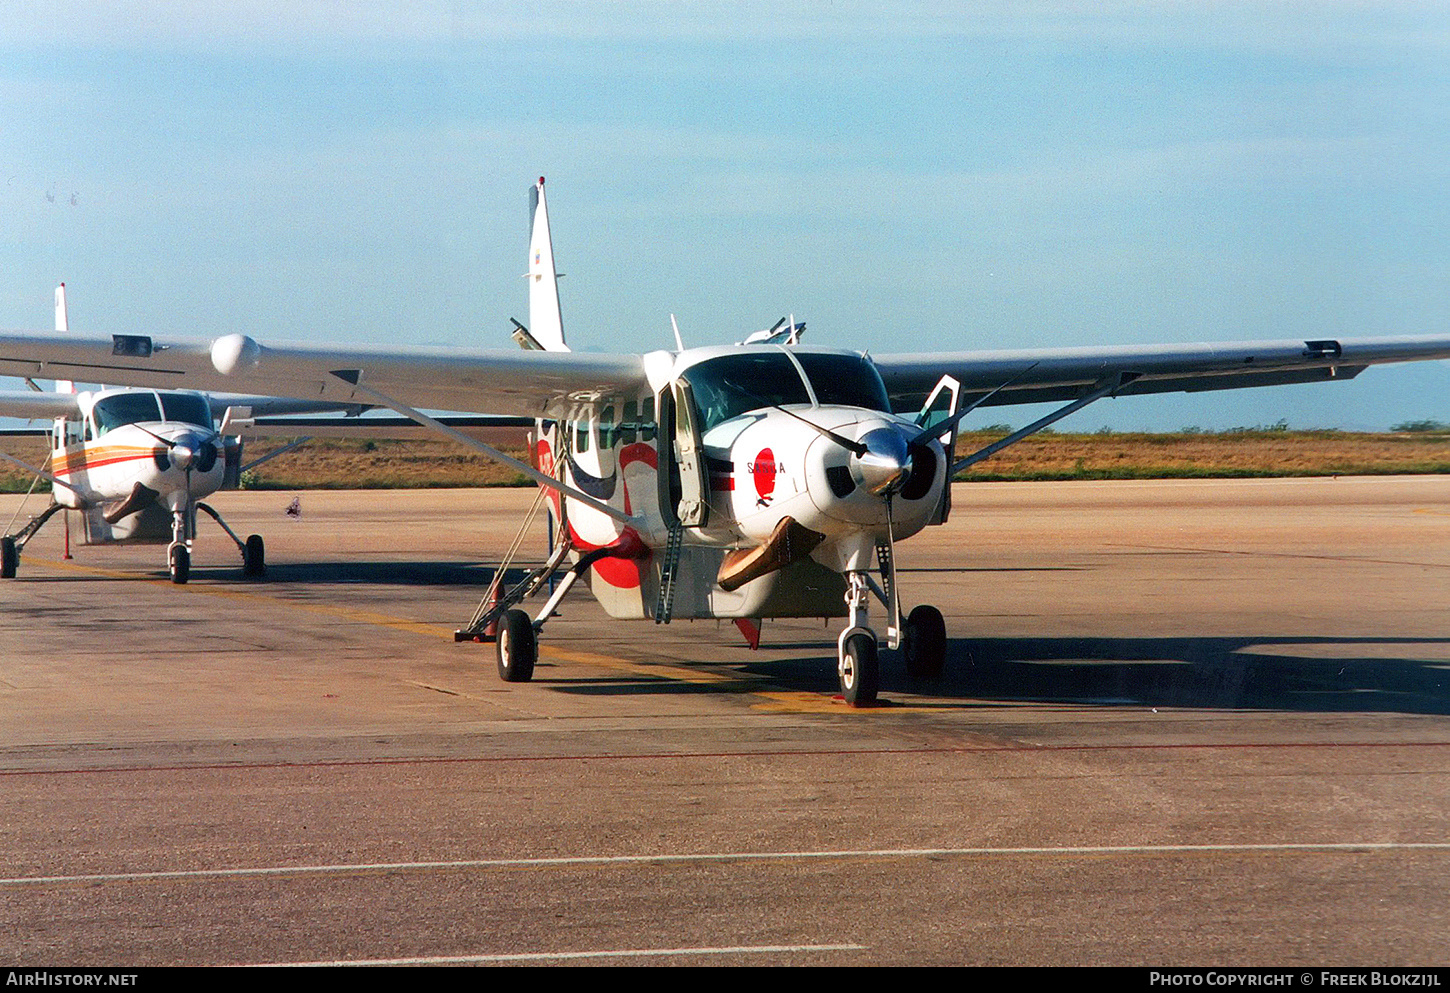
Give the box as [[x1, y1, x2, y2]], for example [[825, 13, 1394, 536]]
[[653, 521, 685, 624]]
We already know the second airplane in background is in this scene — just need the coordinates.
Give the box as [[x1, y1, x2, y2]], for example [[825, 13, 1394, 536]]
[[0, 285, 364, 582]]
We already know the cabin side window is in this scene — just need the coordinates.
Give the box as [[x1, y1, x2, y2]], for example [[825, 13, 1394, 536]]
[[598, 405, 617, 450], [640, 396, 656, 442]]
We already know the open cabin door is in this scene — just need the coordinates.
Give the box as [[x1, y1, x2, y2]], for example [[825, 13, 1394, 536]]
[[657, 380, 708, 529], [915, 375, 962, 525]]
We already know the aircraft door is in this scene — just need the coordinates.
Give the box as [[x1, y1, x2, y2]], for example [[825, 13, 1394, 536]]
[[657, 381, 709, 529], [916, 375, 962, 525]]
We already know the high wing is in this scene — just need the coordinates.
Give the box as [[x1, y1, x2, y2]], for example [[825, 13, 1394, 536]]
[[0, 390, 80, 437], [237, 413, 531, 445], [0, 387, 375, 424], [0, 390, 81, 420], [205, 394, 375, 418], [0, 328, 1446, 423], [875, 335, 1450, 412], [0, 331, 647, 420]]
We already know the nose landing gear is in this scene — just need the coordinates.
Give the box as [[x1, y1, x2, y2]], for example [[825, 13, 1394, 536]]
[[837, 565, 947, 707]]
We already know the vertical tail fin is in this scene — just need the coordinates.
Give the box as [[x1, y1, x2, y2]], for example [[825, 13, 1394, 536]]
[[526, 177, 569, 352], [54, 284, 74, 394]]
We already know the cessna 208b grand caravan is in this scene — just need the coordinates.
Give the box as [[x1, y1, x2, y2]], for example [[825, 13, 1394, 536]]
[[1, 179, 1448, 704], [0, 285, 365, 583]]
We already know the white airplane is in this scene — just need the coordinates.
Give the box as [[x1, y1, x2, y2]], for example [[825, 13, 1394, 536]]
[[0, 285, 367, 583], [2, 178, 1449, 704]]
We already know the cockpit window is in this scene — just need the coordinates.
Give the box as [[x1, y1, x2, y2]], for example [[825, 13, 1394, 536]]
[[92, 393, 163, 436], [680, 352, 812, 433], [792, 353, 890, 412], [159, 393, 213, 429]]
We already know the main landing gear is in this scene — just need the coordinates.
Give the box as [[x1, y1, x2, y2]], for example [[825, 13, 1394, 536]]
[[0, 503, 65, 579], [0, 500, 264, 584], [196, 502, 266, 580]]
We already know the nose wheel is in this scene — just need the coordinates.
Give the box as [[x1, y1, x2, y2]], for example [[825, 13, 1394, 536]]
[[838, 630, 880, 706], [167, 543, 190, 584], [837, 570, 882, 706]]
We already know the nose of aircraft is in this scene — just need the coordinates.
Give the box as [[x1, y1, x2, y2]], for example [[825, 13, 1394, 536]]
[[850, 426, 912, 495]]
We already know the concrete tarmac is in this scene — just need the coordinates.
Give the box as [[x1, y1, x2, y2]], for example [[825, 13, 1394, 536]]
[[1, 477, 1447, 966]]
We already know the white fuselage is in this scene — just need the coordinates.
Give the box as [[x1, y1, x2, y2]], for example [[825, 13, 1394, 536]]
[[540, 346, 951, 621], [50, 389, 229, 543]]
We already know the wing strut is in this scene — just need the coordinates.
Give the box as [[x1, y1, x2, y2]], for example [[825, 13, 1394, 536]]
[[953, 371, 1141, 474], [239, 436, 314, 474], [328, 372, 642, 528], [0, 450, 84, 496]]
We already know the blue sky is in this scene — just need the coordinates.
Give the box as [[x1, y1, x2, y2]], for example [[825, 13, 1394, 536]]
[[2, 1, 1448, 430]]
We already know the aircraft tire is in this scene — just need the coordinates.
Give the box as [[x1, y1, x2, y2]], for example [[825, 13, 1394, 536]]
[[903, 604, 947, 680], [496, 608, 537, 683], [243, 534, 266, 578], [1, 536, 16, 578], [169, 545, 190, 585], [839, 632, 879, 707]]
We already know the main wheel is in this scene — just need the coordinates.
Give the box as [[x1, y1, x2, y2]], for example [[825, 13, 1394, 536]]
[[0, 536, 16, 579], [496, 608, 537, 682], [168, 544, 190, 585], [903, 604, 947, 680], [839, 631, 880, 707], [243, 534, 266, 578]]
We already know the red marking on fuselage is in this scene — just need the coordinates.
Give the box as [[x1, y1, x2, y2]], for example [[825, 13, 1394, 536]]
[[751, 448, 776, 499], [535, 432, 660, 590], [567, 522, 651, 589], [619, 442, 658, 470]]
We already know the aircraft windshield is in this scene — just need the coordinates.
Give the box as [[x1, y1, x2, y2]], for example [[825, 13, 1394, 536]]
[[792, 352, 890, 412], [679, 351, 891, 433], [92, 393, 164, 435], [680, 353, 812, 433], [91, 392, 213, 436], [159, 393, 213, 429]]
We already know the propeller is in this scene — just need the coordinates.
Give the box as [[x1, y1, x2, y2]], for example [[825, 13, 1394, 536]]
[[849, 426, 912, 496], [132, 424, 219, 474]]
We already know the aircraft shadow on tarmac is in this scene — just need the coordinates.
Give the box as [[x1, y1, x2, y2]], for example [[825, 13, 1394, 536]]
[[766, 636, 1450, 714], [22, 561, 1446, 714], [14, 560, 499, 586], [556, 635, 1450, 715], [254, 561, 496, 586]]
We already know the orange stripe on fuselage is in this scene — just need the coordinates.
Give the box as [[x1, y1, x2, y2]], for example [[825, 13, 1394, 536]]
[[52, 446, 157, 477]]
